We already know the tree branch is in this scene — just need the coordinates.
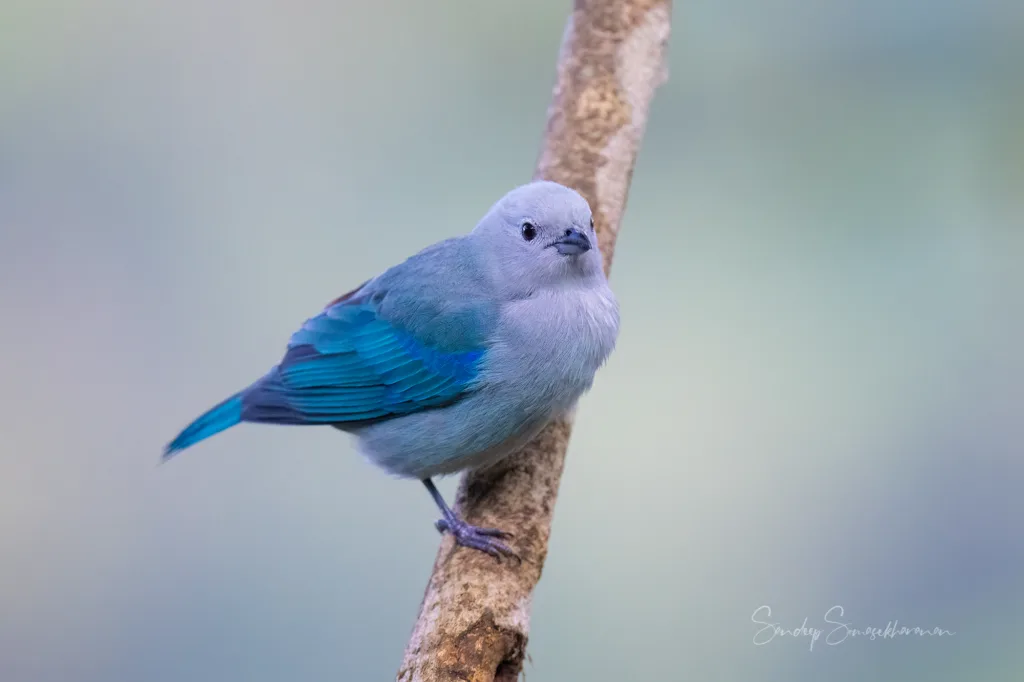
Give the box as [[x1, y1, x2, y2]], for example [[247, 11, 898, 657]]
[[397, 2, 670, 680]]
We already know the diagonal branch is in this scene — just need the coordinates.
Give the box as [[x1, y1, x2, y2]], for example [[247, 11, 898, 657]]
[[397, 2, 671, 680]]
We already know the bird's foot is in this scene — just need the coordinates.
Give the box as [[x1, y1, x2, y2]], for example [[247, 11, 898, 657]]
[[435, 517, 518, 561]]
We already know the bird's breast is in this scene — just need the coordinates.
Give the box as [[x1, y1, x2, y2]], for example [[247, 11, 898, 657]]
[[484, 284, 619, 412]]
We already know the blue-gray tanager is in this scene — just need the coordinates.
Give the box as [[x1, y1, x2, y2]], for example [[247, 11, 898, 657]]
[[164, 181, 620, 557]]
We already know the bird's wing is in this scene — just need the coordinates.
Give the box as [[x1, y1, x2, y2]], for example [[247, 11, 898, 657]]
[[243, 241, 498, 425]]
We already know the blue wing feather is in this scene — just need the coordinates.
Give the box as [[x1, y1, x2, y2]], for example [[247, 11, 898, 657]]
[[164, 238, 499, 456], [240, 299, 486, 425]]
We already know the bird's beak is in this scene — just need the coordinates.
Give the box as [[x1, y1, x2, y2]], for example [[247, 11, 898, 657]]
[[551, 228, 592, 256]]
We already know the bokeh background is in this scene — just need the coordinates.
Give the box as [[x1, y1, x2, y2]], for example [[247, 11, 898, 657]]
[[2, 1, 1022, 680]]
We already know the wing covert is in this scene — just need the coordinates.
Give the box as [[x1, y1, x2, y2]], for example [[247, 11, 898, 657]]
[[242, 300, 485, 425]]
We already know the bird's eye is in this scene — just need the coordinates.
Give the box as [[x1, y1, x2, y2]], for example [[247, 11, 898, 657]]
[[589, 217, 595, 232], [521, 223, 537, 241]]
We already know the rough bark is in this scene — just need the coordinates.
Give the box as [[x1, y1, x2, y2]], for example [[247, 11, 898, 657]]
[[397, 2, 670, 680]]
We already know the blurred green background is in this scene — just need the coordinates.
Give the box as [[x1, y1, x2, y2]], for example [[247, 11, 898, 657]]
[[2, 1, 1022, 680]]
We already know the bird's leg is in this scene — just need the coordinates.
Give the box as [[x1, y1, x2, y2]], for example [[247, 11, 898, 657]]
[[422, 478, 518, 560]]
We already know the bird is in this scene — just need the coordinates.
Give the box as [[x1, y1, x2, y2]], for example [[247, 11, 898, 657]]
[[164, 180, 620, 558]]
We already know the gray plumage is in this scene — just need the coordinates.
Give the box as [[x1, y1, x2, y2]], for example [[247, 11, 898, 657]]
[[165, 180, 619, 557], [350, 181, 619, 478]]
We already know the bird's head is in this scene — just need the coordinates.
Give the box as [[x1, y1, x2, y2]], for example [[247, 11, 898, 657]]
[[472, 181, 604, 294]]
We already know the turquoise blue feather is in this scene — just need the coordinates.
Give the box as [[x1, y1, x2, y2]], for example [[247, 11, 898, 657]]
[[239, 301, 485, 425]]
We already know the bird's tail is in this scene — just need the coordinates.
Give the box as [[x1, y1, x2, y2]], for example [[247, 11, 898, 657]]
[[164, 392, 245, 460]]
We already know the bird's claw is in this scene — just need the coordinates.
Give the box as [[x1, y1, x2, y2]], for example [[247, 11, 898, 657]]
[[435, 517, 519, 561]]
